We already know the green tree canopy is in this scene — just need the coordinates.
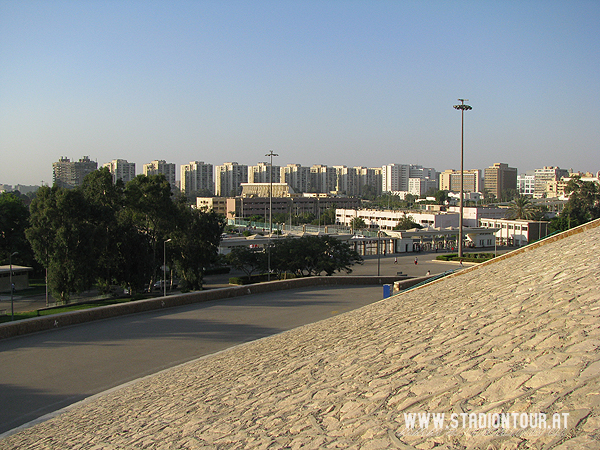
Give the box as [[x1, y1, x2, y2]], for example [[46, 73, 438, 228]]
[[0, 192, 32, 266]]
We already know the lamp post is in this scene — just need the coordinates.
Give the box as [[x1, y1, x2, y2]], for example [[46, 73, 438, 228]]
[[453, 99, 472, 258], [9, 251, 18, 321], [163, 239, 171, 297], [265, 150, 279, 281]]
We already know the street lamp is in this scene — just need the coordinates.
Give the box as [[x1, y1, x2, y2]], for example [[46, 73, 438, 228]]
[[9, 251, 18, 321], [163, 239, 171, 297], [453, 99, 472, 258], [265, 150, 279, 281]]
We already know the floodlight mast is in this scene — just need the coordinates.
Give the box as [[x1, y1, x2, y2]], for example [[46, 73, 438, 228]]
[[453, 99, 472, 259], [265, 150, 279, 281]]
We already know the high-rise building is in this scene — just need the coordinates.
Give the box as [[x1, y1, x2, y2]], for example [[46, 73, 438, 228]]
[[333, 166, 360, 196], [280, 164, 311, 193], [484, 163, 517, 200], [215, 162, 248, 196], [382, 164, 409, 192], [356, 167, 382, 196], [103, 159, 136, 184], [439, 169, 481, 193], [248, 162, 280, 184], [180, 161, 214, 196], [533, 166, 569, 198], [143, 160, 176, 187], [310, 165, 337, 193], [52, 156, 98, 189]]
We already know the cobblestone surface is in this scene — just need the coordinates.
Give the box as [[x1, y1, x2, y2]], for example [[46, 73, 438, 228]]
[[2, 221, 600, 449]]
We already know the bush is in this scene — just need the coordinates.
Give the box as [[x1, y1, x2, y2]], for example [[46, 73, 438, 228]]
[[435, 253, 496, 263]]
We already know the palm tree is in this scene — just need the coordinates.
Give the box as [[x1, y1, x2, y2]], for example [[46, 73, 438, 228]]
[[506, 195, 537, 220]]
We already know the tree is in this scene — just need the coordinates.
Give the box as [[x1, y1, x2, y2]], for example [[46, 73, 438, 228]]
[[350, 217, 367, 230], [227, 246, 266, 278], [171, 200, 225, 290], [271, 235, 362, 277], [81, 168, 125, 293], [393, 214, 422, 230], [549, 177, 600, 232], [0, 192, 32, 267], [124, 174, 178, 290], [506, 195, 539, 220], [434, 190, 449, 205], [27, 186, 96, 303]]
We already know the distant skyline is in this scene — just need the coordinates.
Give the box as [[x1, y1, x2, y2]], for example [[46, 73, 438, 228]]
[[1, 1, 599, 186]]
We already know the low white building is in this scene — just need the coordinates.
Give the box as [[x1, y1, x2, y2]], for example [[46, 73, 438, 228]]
[[479, 218, 550, 247], [336, 208, 459, 230], [447, 206, 508, 227]]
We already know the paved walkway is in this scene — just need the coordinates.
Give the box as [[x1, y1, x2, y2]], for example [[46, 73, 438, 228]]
[[2, 226, 599, 448]]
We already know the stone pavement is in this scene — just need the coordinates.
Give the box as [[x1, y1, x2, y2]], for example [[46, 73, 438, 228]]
[[2, 221, 600, 449]]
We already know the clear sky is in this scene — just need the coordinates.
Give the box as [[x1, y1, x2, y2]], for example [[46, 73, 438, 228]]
[[1, 0, 599, 186]]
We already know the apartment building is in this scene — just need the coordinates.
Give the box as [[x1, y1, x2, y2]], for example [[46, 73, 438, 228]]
[[215, 162, 248, 196], [103, 159, 136, 184], [248, 162, 281, 184], [517, 172, 536, 196], [382, 164, 409, 192], [439, 169, 481, 193], [356, 167, 382, 196], [52, 156, 98, 189], [484, 163, 517, 200], [310, 165, 337, 193], [280, 164, 311, 193], [180, 161, 213, 196], [533, 166, 569, 198], [143, 160, 176, 187]]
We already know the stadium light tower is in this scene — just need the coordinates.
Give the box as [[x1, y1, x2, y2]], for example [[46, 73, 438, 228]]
[[453, 99, 472, 259], [265, 150, 279, 281]]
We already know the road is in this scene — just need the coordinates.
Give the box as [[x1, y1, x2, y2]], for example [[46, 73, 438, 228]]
[[0, 284, 386, 435]]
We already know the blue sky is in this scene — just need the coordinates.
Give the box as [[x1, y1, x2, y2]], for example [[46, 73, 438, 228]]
[[1, 0, 599, 186]]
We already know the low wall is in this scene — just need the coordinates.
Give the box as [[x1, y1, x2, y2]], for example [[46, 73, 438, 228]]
[[0, 276, 425, 340]]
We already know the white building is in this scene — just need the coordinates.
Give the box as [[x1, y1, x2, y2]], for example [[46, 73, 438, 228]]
[[248, 162, 280, 184], [517, 172, 536, 196], [143, 160, 176, 187], [280, 164, 311, 193], [336, 208, 459, 230], [533, 166, 569, 198], [180, 161, 213, 195], [310, 165, 337, 193], [215, 162, 248, 196], [479, 218, 550, 247], [447, 206, 508, 227], [103, 159, 136, 184], [382, 164, 409, 192]]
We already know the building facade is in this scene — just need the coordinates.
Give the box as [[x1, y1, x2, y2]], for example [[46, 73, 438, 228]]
[[180, 161, 213, 196], [479, 218, 550, 247], [517, 172, 536, 196], [103, 159, 136, 184], [382, 164, 409, 192], [533, 166, 569, 198], [335, 208, 460, 230], [248, 162, 281, 184], [484, 163, 517, 200], [280, 164, 311, 194], [52, 156, 98, 189], [143, 160, 176, 187], [439, 169, 482, 193], [215, 162, 248, 196]]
